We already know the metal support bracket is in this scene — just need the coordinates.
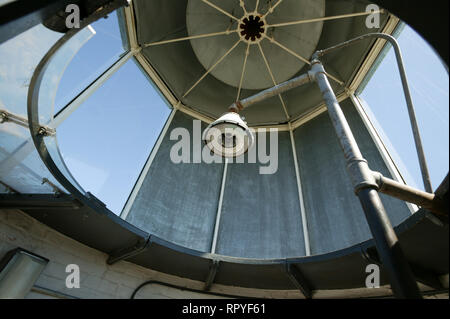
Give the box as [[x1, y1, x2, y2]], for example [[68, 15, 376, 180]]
[[285, 263, 313, 299], [42, 178, 64, 195], [204, 260, 220, 291], [373, 172, 447, 215], [1, 109, 55, 136], [107, 235, 152, 265]]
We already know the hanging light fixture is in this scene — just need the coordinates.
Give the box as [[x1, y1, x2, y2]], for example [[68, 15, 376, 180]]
[[202, 71, 313, 158], [202, 110, 254, 158]]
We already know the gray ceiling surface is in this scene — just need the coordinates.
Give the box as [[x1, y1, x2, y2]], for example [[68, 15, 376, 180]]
[[134, 0, 389, 125]]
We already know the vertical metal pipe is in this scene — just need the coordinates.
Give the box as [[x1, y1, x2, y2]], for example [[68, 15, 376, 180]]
[[288, 125, 311, 256], [311, 60, 422, 299], [210, 158, 229, 254], [390, 39, 433, 193], [357, 188, 423, 298], [317, 33, 433, 193]]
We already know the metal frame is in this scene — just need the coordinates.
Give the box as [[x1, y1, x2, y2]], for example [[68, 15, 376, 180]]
[[210, 158, 229, 254], [288, 124, 311, 256], [1, 109, 55, 135]]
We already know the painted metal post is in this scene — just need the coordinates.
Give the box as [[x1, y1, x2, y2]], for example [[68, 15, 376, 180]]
[[311, 59, 422, 299]]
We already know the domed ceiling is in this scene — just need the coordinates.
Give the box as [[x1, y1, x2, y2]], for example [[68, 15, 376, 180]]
[[186, 0, 324, 90], [133, 0, 389, 125]]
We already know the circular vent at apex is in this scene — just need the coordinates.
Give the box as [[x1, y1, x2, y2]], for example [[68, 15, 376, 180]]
[[186, 0, 325, 90]]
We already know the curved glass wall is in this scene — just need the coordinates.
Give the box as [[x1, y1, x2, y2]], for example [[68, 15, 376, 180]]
[[0, 24, 66, 193], [357, 24, 449, 191], [9, 8, 172, 214]]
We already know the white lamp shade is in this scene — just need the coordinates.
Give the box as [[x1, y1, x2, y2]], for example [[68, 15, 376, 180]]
[[202, 112, 255, 158]]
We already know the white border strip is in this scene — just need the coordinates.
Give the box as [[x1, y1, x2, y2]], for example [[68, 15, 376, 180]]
[[175, 103, 215, 124], [120, 109, 177, 219], [350, 94, 417, 214], [210, 158, 229, 254], [123, 0, 138, 49], [289, 125, 311, 256], [124, 1, 178, 107], [135, 52, 178, 107]]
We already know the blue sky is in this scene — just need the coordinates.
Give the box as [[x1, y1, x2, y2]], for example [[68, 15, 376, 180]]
[[0, 10, 448, 215]]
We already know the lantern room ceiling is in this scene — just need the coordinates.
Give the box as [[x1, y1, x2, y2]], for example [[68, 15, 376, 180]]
[[132, 0, 390, 126]]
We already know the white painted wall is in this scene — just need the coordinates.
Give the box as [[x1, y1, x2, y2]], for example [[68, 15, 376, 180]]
[[0, 209, 301, 299]]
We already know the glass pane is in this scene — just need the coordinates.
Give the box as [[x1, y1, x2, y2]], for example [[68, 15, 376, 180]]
[[39, 26, 96, 124], [44, 135, 86, 194], [357, 25, 449, 191], [57, 59, 171, 215], [0, 24, 67, 193], [54, 10, 128, 115], [0, 24, 61, 117]]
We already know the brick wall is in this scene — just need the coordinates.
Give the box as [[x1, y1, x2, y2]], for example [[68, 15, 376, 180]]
[[0, 209, 301, 299]]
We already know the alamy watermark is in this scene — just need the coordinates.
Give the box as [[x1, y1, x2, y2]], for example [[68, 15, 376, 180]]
[[65, 264, 80, 289], [169, 120, 279, 175], [65, 4, 81, 29], [365, 4, 381, 29], [365, 264, 380, 288]]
